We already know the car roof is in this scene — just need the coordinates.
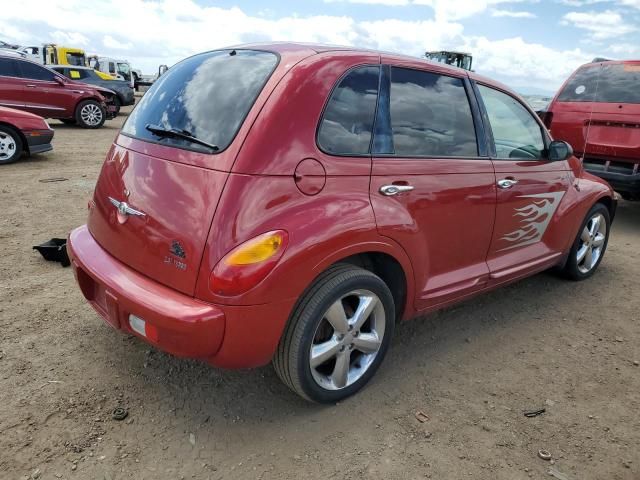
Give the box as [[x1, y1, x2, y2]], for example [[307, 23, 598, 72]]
[[224, 42, 514, 92], [226, 42, 469, 73]]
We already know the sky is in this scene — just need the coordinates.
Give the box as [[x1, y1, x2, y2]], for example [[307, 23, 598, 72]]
[[2, 0, 640, 95]]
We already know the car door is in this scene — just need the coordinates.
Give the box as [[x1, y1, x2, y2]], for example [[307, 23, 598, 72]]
[[0, 57, 26, 109], [475, 83, 573, 282], [369, 62, 497, 311], [16, 60, 73, 118]]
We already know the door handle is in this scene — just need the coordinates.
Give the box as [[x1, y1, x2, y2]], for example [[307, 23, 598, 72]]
[[379, 184, 414, 196], [26, 84, 37, 88], [497, 178, 518, 189]]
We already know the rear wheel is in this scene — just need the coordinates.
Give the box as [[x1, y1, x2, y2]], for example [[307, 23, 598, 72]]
[[75, 100, 105, 129], [0, 125, 23, 164], [274, 265, 395, 403], [563, 203, 610, 280]]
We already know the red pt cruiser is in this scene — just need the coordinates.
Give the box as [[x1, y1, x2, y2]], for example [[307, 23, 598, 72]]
[[68, 44, 615, 402]]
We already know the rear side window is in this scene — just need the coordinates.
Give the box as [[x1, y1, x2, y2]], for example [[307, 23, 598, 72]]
[[18, 61, 56, 81], [122, 50, 279, 153], [558, 63, 640, 104], [317, 66, 380, 155], [0, 58, 19, 77], [389, 67, 477, 157]]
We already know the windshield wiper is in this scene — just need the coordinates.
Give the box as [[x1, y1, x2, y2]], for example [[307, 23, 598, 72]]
[[145, 124, 219, 151]]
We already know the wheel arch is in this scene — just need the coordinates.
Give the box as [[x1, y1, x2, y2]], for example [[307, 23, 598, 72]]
[[308, 241, 416, 322]]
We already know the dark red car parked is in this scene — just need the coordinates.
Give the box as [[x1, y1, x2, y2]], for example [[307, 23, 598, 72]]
[[542, 60, 640, 199], [0, 106, 53, 164], [68, 44, 615, 402], [0, 55, 116, 128]]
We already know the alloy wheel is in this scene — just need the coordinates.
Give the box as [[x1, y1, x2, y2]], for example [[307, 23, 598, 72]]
[[80, 104, 103, 126], [576, 212, 607, 274], [309, 289, 386, 390], [0, 132, 16, 160]]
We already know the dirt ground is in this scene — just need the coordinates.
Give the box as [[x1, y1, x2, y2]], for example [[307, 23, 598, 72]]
[[1, 104, 639, 480]]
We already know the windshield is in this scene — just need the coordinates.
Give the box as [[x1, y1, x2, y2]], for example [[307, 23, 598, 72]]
[[122, 49, 279, 153], [66, 52, 86, 66]]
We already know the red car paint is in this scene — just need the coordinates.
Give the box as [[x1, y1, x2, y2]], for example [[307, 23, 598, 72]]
[[0, 55, 115, 121], [67, 43, 615, 369], [544, 60, 640, 199], [0, 106, 54, 155]]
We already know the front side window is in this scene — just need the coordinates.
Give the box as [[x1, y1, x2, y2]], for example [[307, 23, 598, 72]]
[[109, 62, 116, 73], [317, 66, 380, 155], [17, 61, 56, 81], [122, 49, 279, 153], [557, 63, 640, 104], [118, 63, 130, 75], [0, 58, 19, 77], [389, 67, 478, 157], [478, 84, 545, 160]]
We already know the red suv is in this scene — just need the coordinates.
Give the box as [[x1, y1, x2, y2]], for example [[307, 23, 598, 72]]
[[542, 60, 640, 200], [0, 55, 116, 128], [68, 44, 615, 402]]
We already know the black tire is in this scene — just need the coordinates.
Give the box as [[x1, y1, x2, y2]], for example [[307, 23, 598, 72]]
[[61, 119, 77, 125], [75, 100, 106, 129], [274, 264, 395, 403], [0, 125, 23, 164], [563, 203, 610, 280], [113, 96, 121, 115]]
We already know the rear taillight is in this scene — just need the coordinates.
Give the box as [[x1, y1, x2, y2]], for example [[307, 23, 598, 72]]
[[209, 230, 289, 296]]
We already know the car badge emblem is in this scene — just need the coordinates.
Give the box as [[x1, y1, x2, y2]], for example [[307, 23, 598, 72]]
[[170, 240, 186, 259], [108, 197, 146, 223]]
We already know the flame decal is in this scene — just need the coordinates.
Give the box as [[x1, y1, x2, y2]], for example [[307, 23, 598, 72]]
[[499, 192, 565, 251]]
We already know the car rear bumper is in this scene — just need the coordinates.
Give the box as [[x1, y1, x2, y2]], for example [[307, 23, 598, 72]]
[[585, 168, 640, 196], [24, 128, 54, 154], [67, 225, 294, 368], [68, 225, 226, 359]]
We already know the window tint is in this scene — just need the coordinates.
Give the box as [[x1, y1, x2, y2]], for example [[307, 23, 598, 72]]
[[389, 67, 477, 157], [18, 61, 56, 81], [317, 66, 380, 155], [557, 63, 640, 104], [66, 53, 85, 66], [478, 85, 545, 160], [122, 49, 278, 153], [0, 58, 19, 77]]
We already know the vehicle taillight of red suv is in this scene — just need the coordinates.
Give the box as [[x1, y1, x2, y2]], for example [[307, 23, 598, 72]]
[[68, 43, 616, 403], [544, 59, 640, 200]]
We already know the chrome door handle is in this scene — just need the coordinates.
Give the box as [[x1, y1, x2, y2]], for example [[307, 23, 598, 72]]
[[379, 184, 414, 196], [497, 178, 518, 189], [26, 84, 37, 88]]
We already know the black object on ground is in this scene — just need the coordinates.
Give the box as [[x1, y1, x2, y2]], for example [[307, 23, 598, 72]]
[[112, 407, 128, 421], [524, 408, 546, 417], [33, 238, 70, 267]]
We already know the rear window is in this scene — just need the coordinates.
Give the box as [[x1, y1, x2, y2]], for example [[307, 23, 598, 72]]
[[122, 49, 279, 153], [557, 63, 640, 104]]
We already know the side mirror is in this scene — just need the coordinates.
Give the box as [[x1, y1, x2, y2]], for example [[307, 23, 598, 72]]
[[548, 140, 573, 161], [54, 76, 65, 86]]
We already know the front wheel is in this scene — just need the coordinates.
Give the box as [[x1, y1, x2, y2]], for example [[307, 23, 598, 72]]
[[274, 265, 395, 403], [0, 125, 23, 164], [75, 100, 105, 129], [563, 203, 610, 280]]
